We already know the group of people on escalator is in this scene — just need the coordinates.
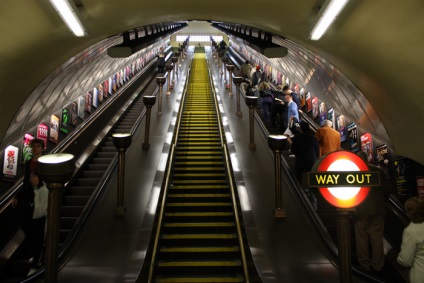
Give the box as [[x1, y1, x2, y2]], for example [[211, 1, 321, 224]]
[[237, 58, 424, 283]]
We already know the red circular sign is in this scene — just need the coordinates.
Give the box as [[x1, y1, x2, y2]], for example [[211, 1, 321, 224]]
[[316, 151, 370, 208]]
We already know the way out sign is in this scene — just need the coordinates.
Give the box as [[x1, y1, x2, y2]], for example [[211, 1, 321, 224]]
[[306, 151, 380, 208]]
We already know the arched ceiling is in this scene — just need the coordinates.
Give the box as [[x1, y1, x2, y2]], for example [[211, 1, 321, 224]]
[[1, 0, 423, 164]]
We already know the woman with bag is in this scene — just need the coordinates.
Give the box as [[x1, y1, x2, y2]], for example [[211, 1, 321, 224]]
[[12, 139, 47, 268]]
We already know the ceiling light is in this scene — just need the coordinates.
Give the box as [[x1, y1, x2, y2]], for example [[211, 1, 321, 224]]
[[310, 0, 349, 40], [49, 0, 87, 37]]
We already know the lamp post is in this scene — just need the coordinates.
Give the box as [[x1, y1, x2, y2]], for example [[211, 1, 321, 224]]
[[226, 65, 234, 94], [245, 96, 258, 150], [267, 135, 288, 218], [156, 77, 166, 117], [233, 77, 243, 116], [37, 153, 75, 283], [142, 96, 156, 150], [166, 65, 173, 95], [171, 57, 178, 82], [112, 133, 132, 216]]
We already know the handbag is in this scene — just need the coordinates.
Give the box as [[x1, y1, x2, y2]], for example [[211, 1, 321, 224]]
[[33, 185, 48, 219]]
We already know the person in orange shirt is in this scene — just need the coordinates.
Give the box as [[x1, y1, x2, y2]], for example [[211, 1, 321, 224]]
[[315, 119, 341, 157]]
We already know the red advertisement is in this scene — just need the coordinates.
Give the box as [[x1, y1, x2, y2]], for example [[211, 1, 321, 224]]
[[360, 132, 373, 164], [37, 123, 48, 150], [416, 176, 424, 199], [312, 97, 319, 119], [21, 133, 34, 164], [306, 93, 312, 113]]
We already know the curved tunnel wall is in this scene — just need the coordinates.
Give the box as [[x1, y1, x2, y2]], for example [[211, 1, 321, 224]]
[[230, 35, 390, 148], [1, 35, 168, 152]]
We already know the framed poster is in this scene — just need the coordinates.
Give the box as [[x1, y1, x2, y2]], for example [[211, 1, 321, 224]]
[[337, 115, 347, 142], [109, 77, 113, 94], [49, 115, 60, 144], [376, 144, 389, 169], [85, 91, 92, 113], [328, 108, 335, 129], [60, 108, 69, 134], [360, 133, 373, 164], [393, 158, 413, 197], [98, 84, 104, 103], [3, 145, 18, 179], [306, 92, 312, 113], [348, 123, 359, 152], [71, 102, 78, 126], [78, 96, 85, 118], [92, 88, 98, 108], [21, 133, 34, 164], [37, 123, 48, 150], [312, 97, 319, 119], [112, 74, 117, 93], [319, 102, 327, 126]]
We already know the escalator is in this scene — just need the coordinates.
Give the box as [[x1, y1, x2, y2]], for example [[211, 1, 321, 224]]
[[140, 54, 253, 283], [0, 70, 157, 282]]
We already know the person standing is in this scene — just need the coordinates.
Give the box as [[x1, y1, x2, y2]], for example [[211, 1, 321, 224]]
[[282, 85, 301, 112], [291, 121, 319, 209], [238, 60, 252, 92], [314, 119, 341, 157], [13, 138, 46, 266], [397, 197, 424, 283], [353, 151, 389, 273], [283, 91, 299, 139], [157, 47, 165, 73]]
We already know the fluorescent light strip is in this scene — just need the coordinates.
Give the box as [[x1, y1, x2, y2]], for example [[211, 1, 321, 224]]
[[310, 0, 349, 40], [49, 0, 87, 37]]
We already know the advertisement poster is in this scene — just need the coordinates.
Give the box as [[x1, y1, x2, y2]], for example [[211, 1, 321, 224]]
[[37, 123, 48, 150], [337, 115, 347, 142], [3, 145, 18, 179], [319, 102, 327, 126], [328, 108, 335, 129], [393, 158, 413, 197], [92, 88, 98, 108], [416, 176, 424, 199], [112, 74, 117, 93], [109, 77, 113, 94], [312, 97, 319, 119], [376, 144, 390, 172], [71, 102, 78, 126], [306, 93, 312, 113], [78, 96, 85, 118], [98, 84, 103, 103], [348, 123, 359, 152], [103, 80, 109, 97], [49, 115, 60, 144], [85, 91, 92, 113], [60, 108, 69, 134], [360, 132, 374, 164], [21, 133, 34, 164]]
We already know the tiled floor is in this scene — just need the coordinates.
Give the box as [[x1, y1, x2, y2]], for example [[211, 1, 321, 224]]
[[54, 48, 349, 283]]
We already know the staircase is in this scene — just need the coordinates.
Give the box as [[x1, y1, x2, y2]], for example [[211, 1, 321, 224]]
[[148, 54, 247, 283]]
